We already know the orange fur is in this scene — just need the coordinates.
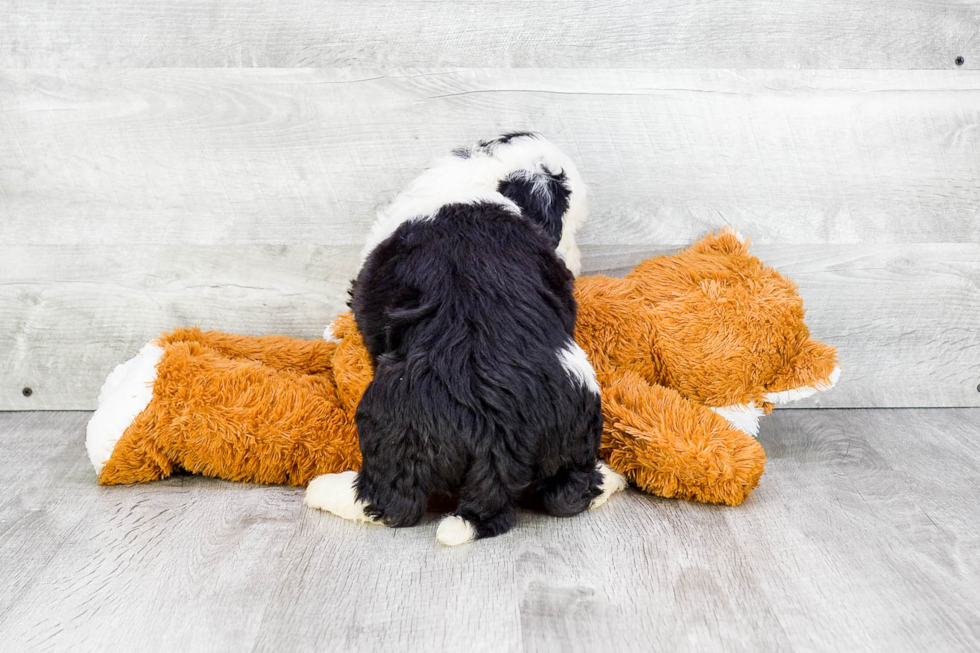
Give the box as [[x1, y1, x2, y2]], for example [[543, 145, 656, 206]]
[[97, 230, 837, 506]]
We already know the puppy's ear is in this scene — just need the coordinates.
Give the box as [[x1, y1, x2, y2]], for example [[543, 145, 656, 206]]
[[497, 167, 571, 248]]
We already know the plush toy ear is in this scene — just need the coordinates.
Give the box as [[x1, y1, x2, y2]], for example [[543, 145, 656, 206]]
[[327, 311, 374, 411], [765, 338, 841, 404], [324, 312, 358, 343], [497, 166, 571, 248], [687, 227, 751, 256]]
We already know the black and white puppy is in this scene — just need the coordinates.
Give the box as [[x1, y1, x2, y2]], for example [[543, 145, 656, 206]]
[[305, 133, 625, 545]]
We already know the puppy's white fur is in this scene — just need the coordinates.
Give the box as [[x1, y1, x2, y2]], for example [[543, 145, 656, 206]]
[[590, 462, 627, 509], [361, 134, 588, 276], [558, 340, 600, 395], [436, 515, 478, 547], [305, 471, 379, 524]]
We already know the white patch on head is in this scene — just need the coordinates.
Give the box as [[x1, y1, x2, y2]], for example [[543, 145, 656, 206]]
[[360, 133, 588, 278], [304, 471, 379, 524], [85, 342, 164, 475], [557, 340, 600, 395], [361, 183, 521, 262], [709, 402, 765, 437], [322, 320, 340, 343], [506, 167, 554, 201], [589, 462, 627, 510], [556, 236, 583, 278], [359, 153, 522, 262], [551, 175, 586, 278], [765, 366, 842, 405], [436, 515, 477, 546]]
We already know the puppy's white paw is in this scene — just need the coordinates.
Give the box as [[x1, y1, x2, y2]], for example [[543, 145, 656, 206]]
[[589, 462, 627, 510], [305, 471, 378, 524], [436, 515, 476, 547]]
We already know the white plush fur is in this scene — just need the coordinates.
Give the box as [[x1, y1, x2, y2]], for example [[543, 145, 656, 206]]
[[322, 320, 340, 343], [85, 342, 164, 475], [711, 367, 843, 436], [765, 366, 842, 404], [589, 462, 627, 510], [304, 471, 379, 524], [360, 134, 588, 277], [709, 402, 766, 437], [558, 340, 601, 395], [436, 515, 477, 547]]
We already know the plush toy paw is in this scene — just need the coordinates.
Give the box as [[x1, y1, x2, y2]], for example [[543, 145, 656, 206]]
[[709, 402, 768, 437], [765, 365, 842, 405], [304, 471, 378, 524], [710, 365, 842, 436], [590, 462, 627, 510], [435, 515, 477, 547]]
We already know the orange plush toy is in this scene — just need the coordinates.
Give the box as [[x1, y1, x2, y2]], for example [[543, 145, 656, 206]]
[[86, 229, 838, 506]]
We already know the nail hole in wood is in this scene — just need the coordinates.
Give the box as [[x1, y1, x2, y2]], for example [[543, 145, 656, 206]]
[[22, 387, 33, 397], [955, 56, 965, 66]]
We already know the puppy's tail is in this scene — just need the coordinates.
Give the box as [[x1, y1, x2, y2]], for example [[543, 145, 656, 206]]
[[435, 510, 516, 547], [434, 457, 520, 547]]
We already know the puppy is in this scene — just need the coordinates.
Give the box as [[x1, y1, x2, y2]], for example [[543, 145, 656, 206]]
[[306, 133, 625, 545]]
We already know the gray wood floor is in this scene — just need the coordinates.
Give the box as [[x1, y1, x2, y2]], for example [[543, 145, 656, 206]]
[[0, 409, 978, 653]]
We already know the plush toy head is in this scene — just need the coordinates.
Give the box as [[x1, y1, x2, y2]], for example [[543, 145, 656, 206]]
[[574, 229, 839, 437]]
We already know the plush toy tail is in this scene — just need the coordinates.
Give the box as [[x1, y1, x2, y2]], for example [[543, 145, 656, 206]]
[[86, 342, 164, 477], [87, 329, 360, 486]]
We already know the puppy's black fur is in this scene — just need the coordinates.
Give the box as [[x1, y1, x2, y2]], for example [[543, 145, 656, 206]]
[[497, 168, 570, 248], [350, 202, 603, 540]]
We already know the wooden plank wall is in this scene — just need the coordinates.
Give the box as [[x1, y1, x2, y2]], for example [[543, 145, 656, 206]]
[[1, 3, 978, 410]]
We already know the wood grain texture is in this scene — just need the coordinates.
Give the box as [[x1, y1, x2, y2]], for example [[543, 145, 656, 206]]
[[0, 244, 360, 410], [0, 409, 978, 652], [2, 69, 980, 247], [3, 243, 977, 410], [1, 0, 977, 69]]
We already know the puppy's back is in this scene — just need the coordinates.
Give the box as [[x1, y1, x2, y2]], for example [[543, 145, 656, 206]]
[[353, 201, 600, 531]]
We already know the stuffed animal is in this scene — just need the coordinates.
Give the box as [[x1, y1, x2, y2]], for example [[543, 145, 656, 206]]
[[86, 229, 838, 506]]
